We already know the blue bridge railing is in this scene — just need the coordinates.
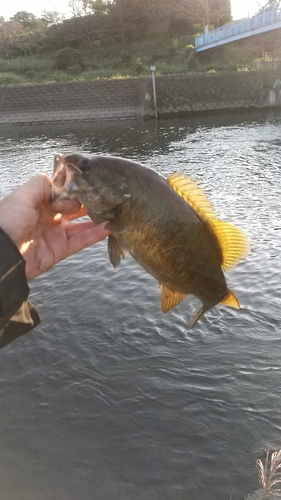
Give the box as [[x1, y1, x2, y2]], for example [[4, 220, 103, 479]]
[[195, 6, 281, 52]]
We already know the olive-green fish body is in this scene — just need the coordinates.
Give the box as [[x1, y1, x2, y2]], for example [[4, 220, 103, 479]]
[[52, 153, 250, 325]]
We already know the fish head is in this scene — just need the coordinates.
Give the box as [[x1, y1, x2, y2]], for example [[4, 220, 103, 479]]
[[51, 153, 132, 218], [52, 153, 94, 201]]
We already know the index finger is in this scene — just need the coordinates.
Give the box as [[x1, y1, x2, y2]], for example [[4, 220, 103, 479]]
[[67, 206, 88, 221]]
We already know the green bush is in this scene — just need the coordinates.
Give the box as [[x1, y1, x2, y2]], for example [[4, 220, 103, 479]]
[[55, 47, 85, 71], [149, 51, 166, 62], [8, 41, 42, 58], [66, 64, 82, 75], [186, 50, 198, 70], [43, 71, 74, 82], [0, 73, 25, 85], [24, 70, 37, 79], [166, 47, 176, 58], [185, 44, 194, 55], [134, 58, 145, 76], [120, 50, 132, 64]]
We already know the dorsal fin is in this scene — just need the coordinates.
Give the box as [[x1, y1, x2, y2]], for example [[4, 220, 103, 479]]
[[167, 172, 250, 271], [167, 172, 216, 221], [159, 284, 187, 313]]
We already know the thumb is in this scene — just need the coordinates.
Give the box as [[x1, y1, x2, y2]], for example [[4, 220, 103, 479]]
[[50, 199, 85, 217]]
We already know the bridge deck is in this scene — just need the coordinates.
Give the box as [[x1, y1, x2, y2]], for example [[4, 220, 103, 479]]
[[195, 6, 281, 52]]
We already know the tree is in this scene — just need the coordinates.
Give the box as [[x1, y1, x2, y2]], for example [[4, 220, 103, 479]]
[[172, 0, 231, 33], [41, 10, 65, 27], [259, 0, 281, 8], [10, 11, 38, 31], [106, 0, 140, 42], [0, 18, 25, 57], [210, 0, 231, 27], [68, 0, 109, 17], [104, 0, 173, 42]]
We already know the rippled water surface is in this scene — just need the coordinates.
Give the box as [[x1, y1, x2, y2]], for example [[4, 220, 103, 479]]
[[0, 110, 280, 500]]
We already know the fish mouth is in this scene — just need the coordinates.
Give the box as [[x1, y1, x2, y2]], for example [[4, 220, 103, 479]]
[[51, 154, 82, 200]]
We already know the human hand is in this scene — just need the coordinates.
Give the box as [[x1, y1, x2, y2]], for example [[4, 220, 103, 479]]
[[0, 173, 110, 280]]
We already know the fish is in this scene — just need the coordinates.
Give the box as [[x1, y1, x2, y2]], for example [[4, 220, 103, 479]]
[[52, 153, 250, 326]]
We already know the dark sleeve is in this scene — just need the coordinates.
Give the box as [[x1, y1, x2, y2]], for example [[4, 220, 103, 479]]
[[0, 228, 40, 348]]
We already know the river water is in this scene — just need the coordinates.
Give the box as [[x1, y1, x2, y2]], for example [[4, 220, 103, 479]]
[[0, 109, 280, 500]]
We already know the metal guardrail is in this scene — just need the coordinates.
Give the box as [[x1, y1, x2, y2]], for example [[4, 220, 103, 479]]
[[195, 6, 281, 52]]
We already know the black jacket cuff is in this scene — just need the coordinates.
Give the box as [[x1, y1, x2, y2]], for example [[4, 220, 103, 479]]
[[0, 227, 30, 327], [0, 228, 40, 347]]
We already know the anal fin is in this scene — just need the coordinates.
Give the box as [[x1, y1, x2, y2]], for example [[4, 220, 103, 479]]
[[219, 289, 240, 309], [108, 235, 128, 268], [159, 284, 187, 313]]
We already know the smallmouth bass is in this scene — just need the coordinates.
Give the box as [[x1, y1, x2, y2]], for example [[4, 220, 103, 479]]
[[52, 153, 250, 326]]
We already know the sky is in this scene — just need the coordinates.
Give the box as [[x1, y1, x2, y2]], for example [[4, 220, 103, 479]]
[[0, 0, 264, 22]]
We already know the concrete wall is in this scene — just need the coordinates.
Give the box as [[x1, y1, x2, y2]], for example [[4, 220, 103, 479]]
[[0, 79, 146, 124], [0, 71, 279, 125]]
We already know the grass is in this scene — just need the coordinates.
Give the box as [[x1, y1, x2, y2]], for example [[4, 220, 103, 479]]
[[0, 31, 279, 85], [256, 450, 281, 498], [0, 73, 26, 84], [0, 55, 53, 74]]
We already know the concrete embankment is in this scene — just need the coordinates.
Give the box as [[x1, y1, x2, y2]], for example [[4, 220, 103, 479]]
[[0, 71, 280, 125]]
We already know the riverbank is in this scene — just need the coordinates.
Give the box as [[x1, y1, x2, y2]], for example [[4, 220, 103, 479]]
[[0, 70, 280, 124]]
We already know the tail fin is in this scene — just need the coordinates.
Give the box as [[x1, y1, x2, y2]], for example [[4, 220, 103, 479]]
[[190, 289, 240, 327]]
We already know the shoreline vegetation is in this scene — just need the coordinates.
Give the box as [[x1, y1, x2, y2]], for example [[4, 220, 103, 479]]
[[0, 33, 281, 85], [0, 32, 280, 87], [0, 0, 280, 86]]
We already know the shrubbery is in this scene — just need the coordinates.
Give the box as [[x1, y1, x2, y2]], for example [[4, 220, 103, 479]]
[[120, 50, 132, 64], [55, 47, 85, 71], [66, 64, 83, 75], [134, 58, 145, 76], [186, 50, 198, 70], [0, 72, 25, 84], [185, 44, 194, 56]]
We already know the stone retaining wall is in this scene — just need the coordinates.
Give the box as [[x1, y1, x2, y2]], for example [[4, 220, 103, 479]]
[[0, 79, 145, 124], [0, 71, 279, 125]]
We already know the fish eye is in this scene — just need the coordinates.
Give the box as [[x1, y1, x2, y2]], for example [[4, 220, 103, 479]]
[[79, 158, 91, 171]]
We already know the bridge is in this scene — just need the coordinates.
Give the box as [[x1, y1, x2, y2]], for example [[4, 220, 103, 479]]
[[195, 5, 281, 52]]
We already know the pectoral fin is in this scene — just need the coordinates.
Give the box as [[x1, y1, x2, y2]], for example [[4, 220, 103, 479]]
[[160, 284, 187, 313], [108, 235, 128, 268]]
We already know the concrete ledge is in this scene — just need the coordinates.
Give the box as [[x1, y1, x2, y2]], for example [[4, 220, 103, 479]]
[[0, 107, 142, 124]]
